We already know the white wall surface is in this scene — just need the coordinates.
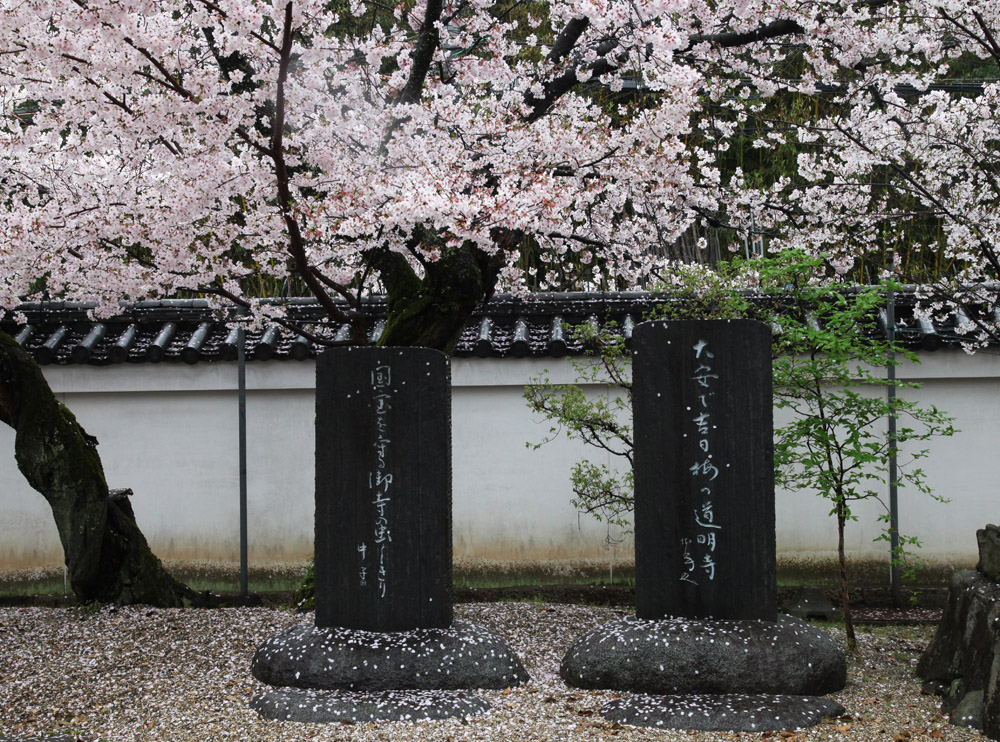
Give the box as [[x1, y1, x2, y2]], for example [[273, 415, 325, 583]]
[[1, 348, 995, 574]]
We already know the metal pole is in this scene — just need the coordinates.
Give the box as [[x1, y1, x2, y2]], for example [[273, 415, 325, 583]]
[[886, 289, 901, 606], [238, 324, 249, 599], [607, 522, 614, 584]]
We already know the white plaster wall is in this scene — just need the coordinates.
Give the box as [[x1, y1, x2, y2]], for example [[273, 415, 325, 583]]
[[1, 348, 995, 573], [773, 350, 998, 567]]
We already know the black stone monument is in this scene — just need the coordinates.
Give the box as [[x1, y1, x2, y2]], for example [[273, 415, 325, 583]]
[[251, 346, 528, 723], [314, 346, 452, 631], [560, 319, 846, 732], [632, 319, 776, 621]]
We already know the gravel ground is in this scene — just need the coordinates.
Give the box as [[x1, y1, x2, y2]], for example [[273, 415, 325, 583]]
[[0, 602, 984, 742]]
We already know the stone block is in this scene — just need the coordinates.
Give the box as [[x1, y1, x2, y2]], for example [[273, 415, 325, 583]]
[[979, 524, 1000, 584], [252, 619, 528, 691], [560, 614, 845, 696], [919, 566, 1000, 738], [600, 693, 844, 732], [315, 347, 452, 631], [632, 320, 775, 621], [251, 688, 491, 723]]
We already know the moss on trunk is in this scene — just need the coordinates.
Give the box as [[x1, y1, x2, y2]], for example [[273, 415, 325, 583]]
[[0, 331, 206, 606], [370, 236, 502, 353]]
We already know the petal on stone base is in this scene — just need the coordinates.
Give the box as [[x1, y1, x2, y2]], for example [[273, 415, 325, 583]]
[[252, 619, 529, 691], [251, 687, 492, 723], [561, 614, 845, 696], [601, 693, 845, 732]]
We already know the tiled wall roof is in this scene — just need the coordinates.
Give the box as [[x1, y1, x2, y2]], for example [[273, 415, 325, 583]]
[[0, 291, 978, 365]]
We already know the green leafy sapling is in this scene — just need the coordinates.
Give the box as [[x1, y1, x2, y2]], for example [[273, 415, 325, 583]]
[[524, 262, 758, 528], [769, 265, 956, 649], [524, 321, 635, 530]]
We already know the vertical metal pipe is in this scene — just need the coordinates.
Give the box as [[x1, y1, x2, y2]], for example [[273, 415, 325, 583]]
[[607, 522, 614, 585], [238, 324, 249, 599], [886, 289, 901, 606]]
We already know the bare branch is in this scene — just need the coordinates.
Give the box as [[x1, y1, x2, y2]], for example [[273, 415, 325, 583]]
[[250, 31, 283, 55], [548, 17, 590, 64], [234, 126, 272, 157], [309, 266, 359, 306], [525, 38, 626, 123], [684, 18, 805, 52], [973, 10, 1000, 61], [198, 285, 357, 346]]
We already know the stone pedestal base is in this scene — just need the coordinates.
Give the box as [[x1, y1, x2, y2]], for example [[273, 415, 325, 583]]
[[251, 687, 491, 723], [561, 614, 846, 732], [600, 693, 845, 732], [561, 614, 845, 695], [250, 620, 528, 722]]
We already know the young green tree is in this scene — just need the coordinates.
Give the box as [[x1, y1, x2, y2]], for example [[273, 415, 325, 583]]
[[524, 323, 634, 531], [525, 254, 956, 644], [771, 281, 956, 649]]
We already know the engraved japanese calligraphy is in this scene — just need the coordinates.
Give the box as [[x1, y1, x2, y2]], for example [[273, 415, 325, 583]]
[[633, 320, 776, 621]]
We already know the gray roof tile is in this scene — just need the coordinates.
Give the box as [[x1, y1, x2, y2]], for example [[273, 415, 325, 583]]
[[0, 291, 980, 365]]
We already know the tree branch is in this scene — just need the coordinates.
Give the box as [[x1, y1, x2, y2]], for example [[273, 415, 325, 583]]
[[396, 0, 444, 104], [269, 2, 355, 326], [524, 38, 626, 123], [684, 18, 806, 52], [122, 39, 196, 100], [973, 10, 1000, 62], [234, 126, 272, 157], [548, 17, 590, 64], [199, 285, 358, 344]]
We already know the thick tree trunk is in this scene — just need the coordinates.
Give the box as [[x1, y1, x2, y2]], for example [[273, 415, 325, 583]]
[[0, 331, 205, 606], [370, 237, 504, 352]]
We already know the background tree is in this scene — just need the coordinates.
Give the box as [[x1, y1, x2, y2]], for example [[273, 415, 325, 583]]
[[6, 0, 993, 336], [770, 270, 955, 649], [725, 7, 1000, 335]]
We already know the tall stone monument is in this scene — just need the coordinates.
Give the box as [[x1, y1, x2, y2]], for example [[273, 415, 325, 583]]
[[561, 320, 846, 732], [633, 319, 775, 620], [313, 347, 452, 631], [251, 347, 527, 723]]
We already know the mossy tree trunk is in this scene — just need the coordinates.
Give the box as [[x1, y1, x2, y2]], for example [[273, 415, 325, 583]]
[[0, 331, 204, 606], [368, 234, 508, 352]]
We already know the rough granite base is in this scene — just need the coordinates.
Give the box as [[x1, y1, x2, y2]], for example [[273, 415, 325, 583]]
[[252, 619, 529, 692], [251, 688, 492, 723], [601, 693, 845, 732], [561, 614, 846, 696]]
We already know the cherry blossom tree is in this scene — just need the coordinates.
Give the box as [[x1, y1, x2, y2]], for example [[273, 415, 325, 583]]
[[1, 0, 995, 601], [726, 4, 1000, 340], [4, 0, 968, 342]]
